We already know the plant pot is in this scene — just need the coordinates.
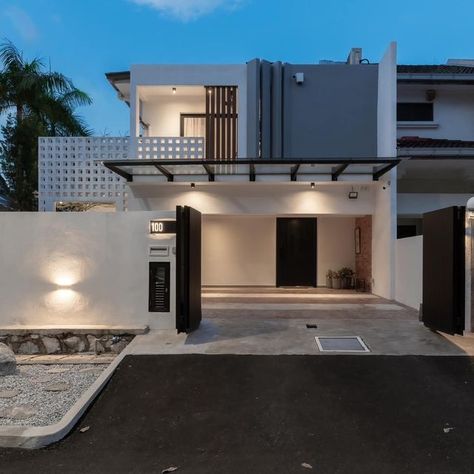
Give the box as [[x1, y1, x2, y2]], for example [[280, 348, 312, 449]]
[[326, 277, 333, 288], [332, 278, 341, 289]]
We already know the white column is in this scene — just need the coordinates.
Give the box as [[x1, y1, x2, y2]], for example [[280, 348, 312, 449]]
[[372, 42, 397, 299]]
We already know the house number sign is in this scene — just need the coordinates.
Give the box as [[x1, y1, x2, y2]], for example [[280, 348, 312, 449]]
[[149, 220, 176, 235]]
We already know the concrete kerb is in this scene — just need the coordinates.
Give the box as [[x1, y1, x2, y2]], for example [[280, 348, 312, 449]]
[[0, 340, 138, 449]]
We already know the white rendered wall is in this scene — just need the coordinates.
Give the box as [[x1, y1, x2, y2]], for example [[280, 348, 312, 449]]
[[127, 183, 375, 216], [0, 212, 176, 330], [395, 236, 423, 310], [202, 215, 356, 287], [398, 193, 474, 216], [129, 64, 247, 157], [397, 85, 474, 141], [142, 95, 205, 137], [373, 42, 398, 299], [317, 217, 356, 285], [202, 215, 276, 286]]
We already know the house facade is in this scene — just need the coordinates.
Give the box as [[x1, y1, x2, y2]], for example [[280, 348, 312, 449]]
[[37, 44, 397, 302], [30, 42, 474, 333]]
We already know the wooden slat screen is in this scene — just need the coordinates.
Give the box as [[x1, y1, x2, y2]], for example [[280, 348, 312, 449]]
[[205, 86, 238, 160]]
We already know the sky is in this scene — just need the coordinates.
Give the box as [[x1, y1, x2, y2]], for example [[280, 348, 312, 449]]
[[1, 0, 474, 135]]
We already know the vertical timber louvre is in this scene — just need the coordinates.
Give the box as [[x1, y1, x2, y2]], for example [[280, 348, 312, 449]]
[[205, 86, 238, 160]]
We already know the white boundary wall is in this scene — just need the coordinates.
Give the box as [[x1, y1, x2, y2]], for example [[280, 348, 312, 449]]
[[0, 212, 176, 330], [395, 236, 423, 310]]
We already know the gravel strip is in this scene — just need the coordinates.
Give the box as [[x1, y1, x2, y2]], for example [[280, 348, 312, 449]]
[[0, 364, 106, 426]]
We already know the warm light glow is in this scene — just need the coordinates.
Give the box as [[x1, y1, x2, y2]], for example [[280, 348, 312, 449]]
[[172, 87, 176, 94], [44, 289, 86, 313], [43, 254, 90, 287], [310, 182, 315, 189]]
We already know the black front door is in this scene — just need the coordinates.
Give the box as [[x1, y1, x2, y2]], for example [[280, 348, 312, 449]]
[[276, 218, 317, 287], [422, 206, 465, 335], [176, 205, 202, 333]]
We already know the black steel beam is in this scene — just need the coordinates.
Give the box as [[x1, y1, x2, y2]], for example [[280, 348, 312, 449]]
[[290, 164, 300, 181], [373, 161, 400, 181], [154, 165, 174, 182], [203, 164, 215, 182], [103, 163, 133, 182], [249, 164, 256, 182], [331, 163, 349, 181]]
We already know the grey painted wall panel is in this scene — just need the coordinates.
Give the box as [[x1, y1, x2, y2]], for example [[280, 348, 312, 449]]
[[246, 59, 260, 158], [271, 62, 283, 159], [282, 64, 378, 158], [261, 61, 272, 159]]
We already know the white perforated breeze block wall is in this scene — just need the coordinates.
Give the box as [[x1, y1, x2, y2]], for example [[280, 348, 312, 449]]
[[38, 137, 128, 211], [137, 137, 204, 160]]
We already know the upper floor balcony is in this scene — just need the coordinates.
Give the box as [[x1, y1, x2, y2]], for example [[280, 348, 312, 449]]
[[129, 84, 238, 161]]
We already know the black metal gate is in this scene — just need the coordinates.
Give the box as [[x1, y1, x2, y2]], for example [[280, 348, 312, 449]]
[[422, 206, 465, 334], [176, 205, 202, 333]]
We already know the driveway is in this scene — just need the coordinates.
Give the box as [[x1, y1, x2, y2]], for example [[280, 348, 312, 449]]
[[1, 354, 474, 473]]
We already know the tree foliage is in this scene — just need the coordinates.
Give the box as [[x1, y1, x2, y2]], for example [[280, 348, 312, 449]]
[[0, 40, 92, 210]]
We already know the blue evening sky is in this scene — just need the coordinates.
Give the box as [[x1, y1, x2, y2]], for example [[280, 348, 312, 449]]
[[1, 0, 473, 135]]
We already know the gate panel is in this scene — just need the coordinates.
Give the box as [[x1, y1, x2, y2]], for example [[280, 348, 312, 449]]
[[176, 206, 202, 333], [422, 206, 465, 334]]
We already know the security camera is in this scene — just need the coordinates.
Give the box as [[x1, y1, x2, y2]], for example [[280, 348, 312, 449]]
[[293, 72, 304, 85]]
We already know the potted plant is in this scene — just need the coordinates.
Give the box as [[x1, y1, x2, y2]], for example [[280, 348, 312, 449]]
[[332, 271, 342, 289], [326, 270, 333, 288], [339, 267, 354, 289]]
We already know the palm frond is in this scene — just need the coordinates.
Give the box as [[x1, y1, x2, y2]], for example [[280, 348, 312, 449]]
[[0, 40, 24, 72]]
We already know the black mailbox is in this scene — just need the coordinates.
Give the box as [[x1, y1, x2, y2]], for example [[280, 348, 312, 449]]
[[149, 262, 170, 312]]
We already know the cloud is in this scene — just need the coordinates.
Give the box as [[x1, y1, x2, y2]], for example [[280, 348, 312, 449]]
[[4, 6, 38, 41], [129, 0, 243, 21]]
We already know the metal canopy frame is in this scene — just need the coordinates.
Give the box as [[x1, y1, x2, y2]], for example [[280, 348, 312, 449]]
[[103, 158, 401, 183]]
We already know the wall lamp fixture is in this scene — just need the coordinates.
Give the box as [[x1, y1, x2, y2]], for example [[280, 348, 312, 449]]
[[172, 87, 176, 94], [190, 183, 195, 188], [310, 182, 315, 189]]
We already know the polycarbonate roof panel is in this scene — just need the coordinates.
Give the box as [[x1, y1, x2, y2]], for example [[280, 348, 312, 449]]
[[103, 158, 401, 182]]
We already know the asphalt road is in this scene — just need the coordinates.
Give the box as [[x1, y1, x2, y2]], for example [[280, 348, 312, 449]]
[[1, 354, 474, 473]]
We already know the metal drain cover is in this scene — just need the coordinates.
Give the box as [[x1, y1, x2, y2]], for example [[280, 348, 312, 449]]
[[315, 336, 370, 353]]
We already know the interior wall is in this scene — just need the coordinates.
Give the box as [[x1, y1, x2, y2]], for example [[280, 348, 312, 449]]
[[202, 215, 356, 287], [141, 95, 205, 137], [317, 217, 356, 285]]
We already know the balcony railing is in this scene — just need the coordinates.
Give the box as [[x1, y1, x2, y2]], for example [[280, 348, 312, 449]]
[[135, 137, 205, 160]]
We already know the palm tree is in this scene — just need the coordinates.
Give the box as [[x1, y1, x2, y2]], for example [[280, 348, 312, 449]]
[[0, 40, 92, 133], [0, 40, 92, 210]]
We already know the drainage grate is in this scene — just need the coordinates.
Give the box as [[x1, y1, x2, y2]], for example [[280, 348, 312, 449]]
[[315, 336, 370, 353]]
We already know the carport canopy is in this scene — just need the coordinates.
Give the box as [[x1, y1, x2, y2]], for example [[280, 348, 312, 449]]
[[103, 158, 400, 183]]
